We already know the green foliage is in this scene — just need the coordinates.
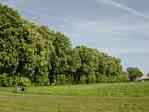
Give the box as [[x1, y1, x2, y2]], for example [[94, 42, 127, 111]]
[[118, 72, 129, 82], [0, 73, 14, 87], [15, 77, 31, 87], [127, 67, 143, 81], [37, 74, 49, 86], [0, 4, 143, 86], [0, 74, 9, 87]]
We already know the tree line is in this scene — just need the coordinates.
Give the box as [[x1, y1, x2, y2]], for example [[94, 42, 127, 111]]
[[0, 4, 144, 86]]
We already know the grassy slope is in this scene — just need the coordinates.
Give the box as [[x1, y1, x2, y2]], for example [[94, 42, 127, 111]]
[[0, 82, 149, 112], [27, 82, 149, 97]]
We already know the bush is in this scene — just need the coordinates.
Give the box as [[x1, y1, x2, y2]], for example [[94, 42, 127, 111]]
[[0, 74, 9, 87], [118, 74, 128, 82], [37, 75, 49, 86], [79, 73, 96, 84], [88, 73, 96, 83], [56, 74, 66, 85], [98, 75, 109, 83], [0, 73, 32, 87], [15, 77, 31, 87], [0, 73, 13, 87], [79, 75, 87, 84]]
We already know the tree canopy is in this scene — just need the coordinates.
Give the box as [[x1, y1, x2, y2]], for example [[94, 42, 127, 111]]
[[127, 67, 143, 81], [0, 4, 144, 86]]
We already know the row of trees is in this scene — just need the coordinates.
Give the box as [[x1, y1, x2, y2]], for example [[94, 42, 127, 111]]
[[0, 4, 144, 86]]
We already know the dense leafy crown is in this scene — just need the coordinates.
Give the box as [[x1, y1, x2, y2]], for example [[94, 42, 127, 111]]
[[0, 4, 142, 86]]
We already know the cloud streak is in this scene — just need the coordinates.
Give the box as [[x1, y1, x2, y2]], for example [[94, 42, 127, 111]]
[[99, 48, 149, 55], [0, 1, 68, 23], [96, 0, 149, 20]]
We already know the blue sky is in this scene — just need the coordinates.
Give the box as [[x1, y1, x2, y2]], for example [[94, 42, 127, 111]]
[[0, 0, 149, 74]]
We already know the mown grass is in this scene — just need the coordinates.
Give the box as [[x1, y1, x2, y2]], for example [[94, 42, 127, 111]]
[[0, 82, 149, 112], [26, 82, 149, 97]]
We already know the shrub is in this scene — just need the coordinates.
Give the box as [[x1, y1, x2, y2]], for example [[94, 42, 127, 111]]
[[37, 75, 49, 86], [0, 74, 9, 87], [55, 74, 66, 85], [79, 75, 87, 84], [118, 74, 128, 82], [98, 75, 109, 83], [88, 73, 96, 83], [0, 73, 14, 87], [15, 77, 31, 87]]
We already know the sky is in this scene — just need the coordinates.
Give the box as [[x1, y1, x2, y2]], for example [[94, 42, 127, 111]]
[[0, 0, 149, 74]]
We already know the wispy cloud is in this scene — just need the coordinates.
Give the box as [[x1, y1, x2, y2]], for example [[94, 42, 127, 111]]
[[99, 48, 149, 55], [68, 19, 149, 36], [0, 1, 68, 23], [96, 0, 149, 20]]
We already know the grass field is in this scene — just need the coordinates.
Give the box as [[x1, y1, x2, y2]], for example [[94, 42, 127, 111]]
[[0, 82, 149, 112]]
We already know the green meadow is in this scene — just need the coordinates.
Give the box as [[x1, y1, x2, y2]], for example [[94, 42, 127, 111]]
[[0, 82, 149, 112], [0, 3, 149, 112]]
